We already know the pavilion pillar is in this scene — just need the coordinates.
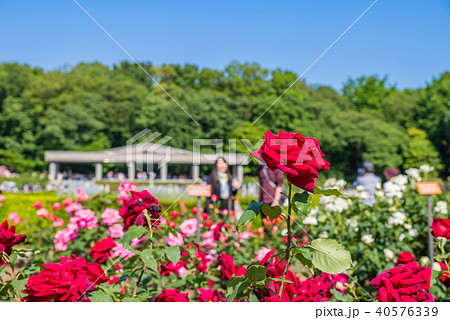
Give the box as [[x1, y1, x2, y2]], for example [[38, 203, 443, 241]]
[[237, 165, 244, 184], [192, 165, 200, 181], [95, 163, 103, 181], [160, 163, 168, 181], [128, 162, 135, 181], [49, 162, 57, 182]]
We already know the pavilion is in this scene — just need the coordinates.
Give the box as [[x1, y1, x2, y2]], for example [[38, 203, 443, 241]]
[[44, 143, 250, 183]]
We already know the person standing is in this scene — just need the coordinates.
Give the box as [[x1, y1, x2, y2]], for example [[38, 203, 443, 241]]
[[353, 161, 381, 206], [205, 157, 240, 214]]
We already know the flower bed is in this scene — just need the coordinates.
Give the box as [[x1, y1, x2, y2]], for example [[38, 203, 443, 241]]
[[0, 131, 449, 302]]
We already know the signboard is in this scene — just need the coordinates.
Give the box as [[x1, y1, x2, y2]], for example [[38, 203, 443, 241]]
[[188, 184, 212, 197], [416, 182, 442, 195]]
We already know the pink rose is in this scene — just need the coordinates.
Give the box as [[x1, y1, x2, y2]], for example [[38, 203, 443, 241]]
[[166, 232, 184, 247], [179, 218, 198, 237], [108, 224, 124, 239], [53, 218, 64, 228], [52, 203, 62, 210], [255, 247, 271, 261], [76, 189, 89, 202], [65, 202, 83, 216], [101, 208, 121, 226], [111, 243, 135, 261], [8, 212, 22, 224], [61, 198, 73, 207], [36, 208, 49, 218], [71, 209, 98, 229], [33, 201, 43, 209]]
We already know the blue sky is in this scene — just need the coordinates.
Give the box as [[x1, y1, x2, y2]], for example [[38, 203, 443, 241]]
[[0, 0, 449, 90]]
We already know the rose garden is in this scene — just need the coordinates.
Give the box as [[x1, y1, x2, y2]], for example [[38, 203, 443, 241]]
[[0, 130, 449, 302]]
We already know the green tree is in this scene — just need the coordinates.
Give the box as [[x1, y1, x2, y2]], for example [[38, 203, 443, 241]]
[[342, 75, 395, 112], [403, 128, 443, 171]]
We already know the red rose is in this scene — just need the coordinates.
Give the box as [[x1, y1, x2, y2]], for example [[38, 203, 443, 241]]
[[431, 218, 450, 239], [0, 220, 26, 266], [438, 262, 450, 288], [90, 236, 116, 263], [120, 190, 161, 230], [22, 256, 109, 302], [215, 252, 236, 280], [186, 243, 208, 273], [251, 130, 330, 192], [370, 262, 434, 302], [235, 266, 247, 277], [154, 289, 188, 302], [160, 261, 186, 276], [396, 252, 416, 265], [204, 220, 213, 228], [197, 288, 225, 302]]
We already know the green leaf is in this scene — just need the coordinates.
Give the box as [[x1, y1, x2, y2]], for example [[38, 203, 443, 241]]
[[310, 238, 352, 274], [9, 253, 18, 266], [165, 246, 181, 264], [226, 279, 251, 302], [245, 265, 267, 282], [314, 187, 342, 197], [249, 292, 259, 302], [237, 200, 264, 227], [330, 288, 353, 302], [90, 290, 114, 302], [260, 203, 282, 220], [228, 276, 245, 288], [122, 225, 146, 245], [292, 192, 312, 216], [11, 279, 26, 296], [292, 248, 313, 268], [140, 250, 158, 271], [226, 282, 242, 302], [121, 297, 140, 302], [265, 277, 294, 285]]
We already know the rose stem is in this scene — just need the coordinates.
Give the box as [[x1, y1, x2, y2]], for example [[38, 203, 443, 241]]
[[278, 182, 292, 298]]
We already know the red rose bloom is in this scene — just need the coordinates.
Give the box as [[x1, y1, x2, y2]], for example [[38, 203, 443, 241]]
[[186, 243, 208, 273], [90, 236, 116, 263], [431, 218, 450, 239], [253, 250, 347, 302], [396, 252, 416, 265], [438, 261, 450, 288], [0, 220, 26, 266], [235, 266, 247, 277], [251, 130, 330, 192], [197, 288, 225, 302], [215, 252, 236, 280], [154, 289, 189, 302], [120, 190, 161, 230], [22, 256, 109, 302], [160, 261, 186, 276], [370, 262, 434, 302]]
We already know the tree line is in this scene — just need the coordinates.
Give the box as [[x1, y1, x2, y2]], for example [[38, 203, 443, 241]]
[[0, 61, 448, 180]]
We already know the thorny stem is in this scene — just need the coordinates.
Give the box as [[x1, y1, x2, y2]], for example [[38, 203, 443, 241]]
[[278, 182, 292, 298]]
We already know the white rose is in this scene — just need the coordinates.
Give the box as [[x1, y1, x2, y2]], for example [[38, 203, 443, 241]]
[[384, 249, 394, 260], [302, 216, 318, 226], [361, 234, 374, 245], [432, 262, 442, 272], [420, 256, 430, 266], [408, 229, 419, 237]]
